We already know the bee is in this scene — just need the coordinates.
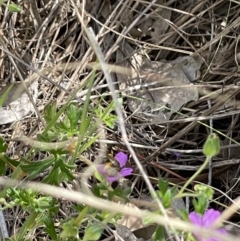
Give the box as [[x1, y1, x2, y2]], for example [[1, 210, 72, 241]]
[[104, 153, 121, 177]]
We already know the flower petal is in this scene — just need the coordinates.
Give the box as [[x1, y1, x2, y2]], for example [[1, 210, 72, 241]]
[[201, 228, 227, 241], [119, 167, 133, 177], [97, 165, 108, 175], [189, 209, 227, 241], [115, 152, 128, 168], [106, 176, 119, 183], [97, 165, 119, 183], [189, 212, 202, 226], [202, 209, 221, 227], [218, 228, 227, 235]]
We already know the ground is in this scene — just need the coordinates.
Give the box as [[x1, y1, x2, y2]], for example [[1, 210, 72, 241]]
[[0, 0, 240, 240]]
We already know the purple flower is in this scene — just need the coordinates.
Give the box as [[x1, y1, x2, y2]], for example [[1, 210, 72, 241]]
[[189, 209, 227, 241], [174, 151, 181, 159], [97, 152, 133, 183]]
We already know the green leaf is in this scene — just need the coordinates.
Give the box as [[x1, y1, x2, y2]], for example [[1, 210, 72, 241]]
[[79, 69, 96, 136], [0, 160, 5, 175], [43, 165, 61, 185], [170, 185, 178, 197], [158, 178, 169, 196], [194, 184, 214, 199], [104, 115, 118, 129], [152, 226, 165, 241], [55, 121, 70, 132], [43, 216, 58, 240], [66, 104, 82, 131], [82, 223, 104, 241], [60, 219, 79, 238], [0, 84, 13, 107], [59, 162, 75, 181], [43, 101, 57, 123], [177, 209, 188, 221], [203, 133, 220, 157], [20, 158, 54, 179], [162, 189, 172, 208], [92, 185, 101, 197], [0, 154, 20, 170], [8, 3, 21, 12], [0, 137, 8, 152], [192, 193, 207, 214]]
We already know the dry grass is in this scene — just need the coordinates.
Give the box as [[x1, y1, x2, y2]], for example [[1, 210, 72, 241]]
[[1, 0, 240, 239]]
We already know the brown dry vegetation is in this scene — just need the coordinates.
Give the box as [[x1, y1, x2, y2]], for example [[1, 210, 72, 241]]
[[1, 0, 240, 240]]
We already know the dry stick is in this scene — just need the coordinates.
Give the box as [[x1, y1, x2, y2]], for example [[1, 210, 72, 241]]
[[214, 196, 240, 228], [0, 48, 129, 104], [145, 87, 240, 163], [0, 210, 8, 239], [193, 15, 240, 56], [154, 0, 208, 59], [0, 47, 75, 98], [145, 121, 196, 163], [0, 31, 43, 123]]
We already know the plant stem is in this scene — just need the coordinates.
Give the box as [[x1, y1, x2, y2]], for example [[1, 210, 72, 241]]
[[15, 211, 39, 240], [178, 156, 211, 196]]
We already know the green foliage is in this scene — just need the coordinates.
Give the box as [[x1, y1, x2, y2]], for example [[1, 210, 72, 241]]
[[43, 215, 58, 240], [95, 102, 119, 129], [152, 226, 165, 241], [60, 219, 79, 239], [0, 0, 21, 12], [0, 137, 22, 175], [0, 82, 121, 239], [82, 223, 104, 241], [7, 3, 21, 12], [0, 188, 58, 215], [157, 179, 179, 209], [0, 84, 13, 107], [192, 184, 214, 214], [194, 184, 214, 200]]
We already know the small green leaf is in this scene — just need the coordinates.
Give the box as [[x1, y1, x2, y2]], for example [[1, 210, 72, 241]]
[[177, 209, 188, 221], [158, 178, 169, 196], [162, 189, 171, 208], [194, 184, 214, 199], [43, 216, 58, 240], [66, 104, 82, 131], [0, 137, 8, 152], [170, 185, 178, 197], [192, 193, 207, 214], [20, 158, 53, 179], [83, 223, 104, 241], [0, 159, 5, 175], [8, 3, 21, 12], [0, 154, 20, 169], [105, 115, 118, 129], [0, 84, 13, 107], [43, 101, 57, 123], [60, 219, 79, 238], [152, 226, 165, 241], [203, 133, 220, 157]]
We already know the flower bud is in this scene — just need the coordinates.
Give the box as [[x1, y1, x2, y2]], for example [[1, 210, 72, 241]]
[[203, 133, 220, 157]]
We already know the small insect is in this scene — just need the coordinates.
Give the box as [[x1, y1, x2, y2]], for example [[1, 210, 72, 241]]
[[104, 153, 121, 177]]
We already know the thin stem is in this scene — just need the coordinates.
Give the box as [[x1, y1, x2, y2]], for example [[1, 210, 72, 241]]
[[178, 156, 211, 196], [16, 211, 39, 240]]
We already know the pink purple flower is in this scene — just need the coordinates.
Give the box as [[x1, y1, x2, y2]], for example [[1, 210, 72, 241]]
[[189, 209, 227, 241], [97, 152, 133, 183]]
